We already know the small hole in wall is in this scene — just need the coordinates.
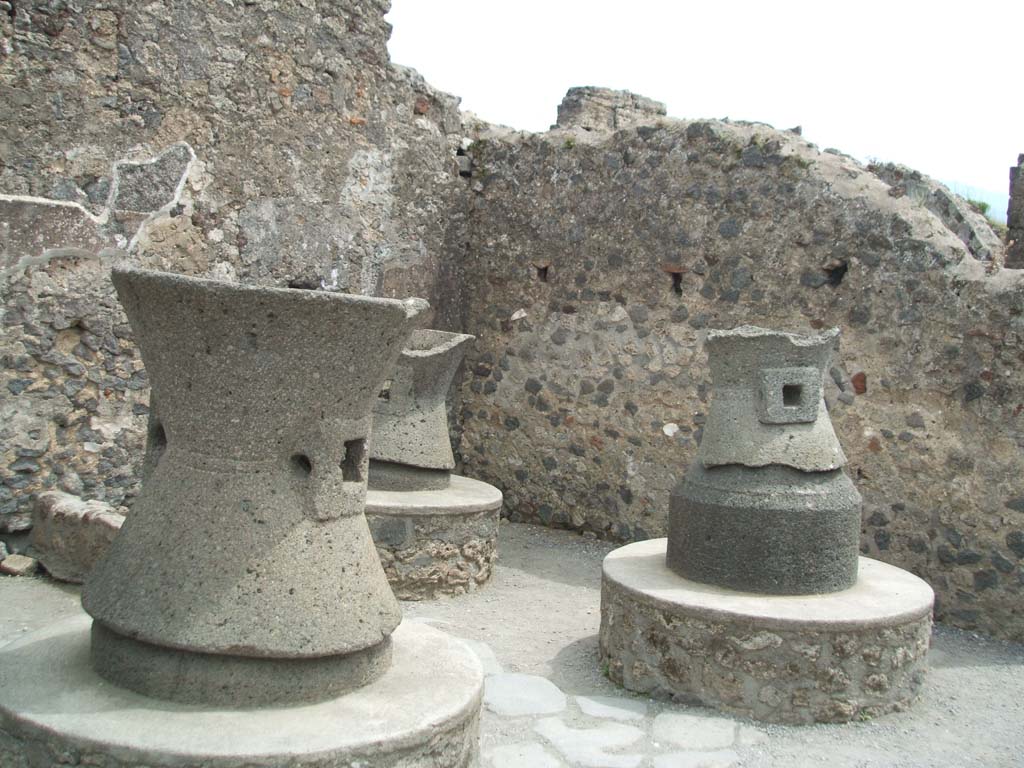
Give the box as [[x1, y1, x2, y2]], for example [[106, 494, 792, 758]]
[[825, 261, 848, 287], [341, 439, 366, 483], [378, 380, 392, 400], [783, 384, 803, 406], [291, 454, 313, 478], [455, 147, 472, 178], [148, 420, 168, 467], [536, 265, 549, 282], [152, 422, 168, 450], [670, 272, 683, 295], [287, 276, 320, 290]]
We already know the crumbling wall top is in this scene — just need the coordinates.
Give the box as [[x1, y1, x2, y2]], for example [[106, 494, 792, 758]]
[[555, 86, 666, 131]]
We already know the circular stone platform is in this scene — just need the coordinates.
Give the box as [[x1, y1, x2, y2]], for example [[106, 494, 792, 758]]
[[599, 538, 934, 725], [0, 617, 483, 767], [366, 474, 502, 600]]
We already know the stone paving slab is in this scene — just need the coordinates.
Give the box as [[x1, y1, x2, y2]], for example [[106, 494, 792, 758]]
[[576, 695, 649, 722], [485, 673, 567, 717]]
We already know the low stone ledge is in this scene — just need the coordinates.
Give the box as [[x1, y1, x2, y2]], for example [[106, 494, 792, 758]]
[[599, 539, 934, 725], [31, 492, 124, 583]]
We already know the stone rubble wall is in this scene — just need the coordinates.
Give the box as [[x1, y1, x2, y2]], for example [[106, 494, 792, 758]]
[[445, 98, 1024, 642], [868, 162, 1006, 265], [1008, 154, 1024, 268], [368, 508, 499, 600], [2, 3, 1022, 644], [0, 0, 465, 530]]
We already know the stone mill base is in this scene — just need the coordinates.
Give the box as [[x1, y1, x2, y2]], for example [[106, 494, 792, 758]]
[[599, 538, 934, 725], [366, 474, 502, 600], [0, 617, 483, 768]]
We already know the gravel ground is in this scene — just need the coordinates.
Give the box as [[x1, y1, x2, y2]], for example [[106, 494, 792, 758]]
[[2, 520, 1022, 767]]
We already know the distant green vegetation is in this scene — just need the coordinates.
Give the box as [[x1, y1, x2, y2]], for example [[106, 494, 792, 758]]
[[966, 198, 991, 216], [966, 197, 1010, 239]]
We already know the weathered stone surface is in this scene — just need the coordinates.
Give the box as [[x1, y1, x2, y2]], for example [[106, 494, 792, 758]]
[[600, 539, 934, 724], [556, 87, 666, 132], [668, 463, 861, 594], [0, 553, 38, 576], [31, 491, 123, 583], [1008, 154, 1024, 269], [869, 162, 1005, 265], [2, 0, 1022, 644], [0, 616, 483, 768], [534, 717, 644, 768], [695, 326, 845, 472], [369, 328, 475, 491], [667, 325, 862, 595], [485, 673, 567, 716], [650, 712, 736, 750], [488, 742, 563, 768], [450, 100, 1024, 642], [1, 0, 465, 533], [576, 694, 649, 721], [652, 752, 739, 768], [82, 267, 426, 705], [110, 145, 193, 215], [367, 474, 502, 599]]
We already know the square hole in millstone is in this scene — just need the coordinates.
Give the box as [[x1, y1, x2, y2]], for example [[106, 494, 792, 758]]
[[783, 383, 803, 406], [759, 367, 820, 424]]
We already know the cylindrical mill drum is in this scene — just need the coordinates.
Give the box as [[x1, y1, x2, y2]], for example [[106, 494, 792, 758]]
[[667, 462, 861, 594]]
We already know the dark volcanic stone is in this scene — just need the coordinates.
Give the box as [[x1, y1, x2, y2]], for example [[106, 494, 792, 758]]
[[717, 218, 741, 238], [1007, 531, 1024, 558], [667, 463, 861, 595]]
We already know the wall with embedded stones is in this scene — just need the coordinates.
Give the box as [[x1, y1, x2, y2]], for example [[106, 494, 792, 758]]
[[444, 91, 1024, 642], [1009, 154, 1024, 269], [0, 0, 465, 529], [2, 3, 1023, 644]]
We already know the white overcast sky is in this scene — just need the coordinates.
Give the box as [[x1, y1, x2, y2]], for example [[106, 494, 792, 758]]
[[387, 1, 1022, 221]]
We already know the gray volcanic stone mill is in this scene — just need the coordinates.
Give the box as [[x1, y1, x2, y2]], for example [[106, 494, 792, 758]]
[[370, 329, 476, 491], [0, 267, 484, 768], [599, 325, 934, 724], [82, 267, 429, 705], [365, 329, 504, 599], [667, 325, 860, 594]]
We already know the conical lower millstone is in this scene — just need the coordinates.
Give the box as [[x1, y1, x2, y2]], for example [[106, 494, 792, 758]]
[[82, 266, 428, 706]]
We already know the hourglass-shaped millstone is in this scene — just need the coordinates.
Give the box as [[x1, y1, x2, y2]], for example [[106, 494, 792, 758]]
[[82, 266, 428, 706], [667, 325, 862, 594], [368, 329, 475, 491]]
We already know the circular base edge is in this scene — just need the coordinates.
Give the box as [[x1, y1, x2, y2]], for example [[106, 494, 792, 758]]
[[599, 540, 933, 724], [366, 476, 502, 600], [0, 618, 483, 767]]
